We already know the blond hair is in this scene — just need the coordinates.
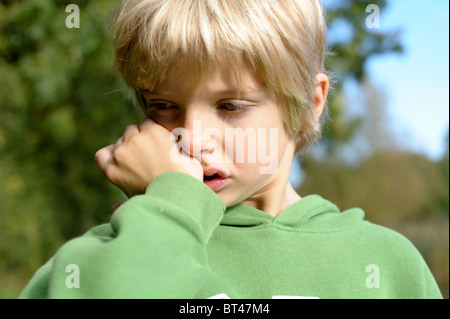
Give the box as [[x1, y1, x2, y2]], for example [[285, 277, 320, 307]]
[[110, 0, 328, 150]]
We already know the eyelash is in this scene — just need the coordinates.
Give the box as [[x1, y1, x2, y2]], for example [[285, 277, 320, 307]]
[[144, 101, 249, 116], [218, 102, 247, 112], [145, 102, 177, 112]]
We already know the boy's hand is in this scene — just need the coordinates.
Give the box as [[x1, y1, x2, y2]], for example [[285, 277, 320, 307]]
[[95, 119, 203, 198]]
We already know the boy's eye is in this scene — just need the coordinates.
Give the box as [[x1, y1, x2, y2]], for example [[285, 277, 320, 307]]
[[218, 102, 246, 112], [146, 102, 178, 112]]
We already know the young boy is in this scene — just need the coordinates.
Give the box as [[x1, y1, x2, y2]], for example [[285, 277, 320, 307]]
[[20, 0, 442, 298]]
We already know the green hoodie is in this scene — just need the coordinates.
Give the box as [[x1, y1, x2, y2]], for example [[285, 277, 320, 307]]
[[19, 172, 442, 299]]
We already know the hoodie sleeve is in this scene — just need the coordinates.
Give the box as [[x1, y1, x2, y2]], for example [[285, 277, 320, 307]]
[[19, 172, 225, 298]]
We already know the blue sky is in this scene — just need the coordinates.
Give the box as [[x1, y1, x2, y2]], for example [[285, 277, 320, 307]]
[[363, 0, 449, 160], [291, 0, 448, 186]]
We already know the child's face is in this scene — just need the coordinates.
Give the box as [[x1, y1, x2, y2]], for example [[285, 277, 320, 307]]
[[141, 63, 296, 211]]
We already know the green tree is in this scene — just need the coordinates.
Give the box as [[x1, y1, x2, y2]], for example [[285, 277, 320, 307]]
[[0, 0, 139, 277], [320, 0, 403, 156]]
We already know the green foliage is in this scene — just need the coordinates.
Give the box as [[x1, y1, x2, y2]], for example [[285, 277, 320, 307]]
[[0, 0, 140, 277], [300, 150, 449, 223], [322, 0, 403, 155]]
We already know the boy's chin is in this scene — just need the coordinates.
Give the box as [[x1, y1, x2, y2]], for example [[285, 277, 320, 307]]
[[218, 192, 249, 209], [214, 192, 238, 208]]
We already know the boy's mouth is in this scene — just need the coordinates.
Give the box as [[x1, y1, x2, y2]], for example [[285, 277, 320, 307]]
[[203, 169, 229, 192], [204, 173, 220, 181]]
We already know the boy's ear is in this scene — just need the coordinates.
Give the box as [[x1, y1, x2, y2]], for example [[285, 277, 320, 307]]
[[312, 73, 329, 120]]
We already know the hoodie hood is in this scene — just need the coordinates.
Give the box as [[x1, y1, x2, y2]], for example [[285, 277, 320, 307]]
[[220, 195, 365, 232]]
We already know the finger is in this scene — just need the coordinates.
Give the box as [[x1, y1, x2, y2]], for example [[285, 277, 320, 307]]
[[179, 147, 202, 164], [115, 136, 124, 148], [95, 144, 115, 172], [138, 118, 157, 132], [123, 124, 140, 141]]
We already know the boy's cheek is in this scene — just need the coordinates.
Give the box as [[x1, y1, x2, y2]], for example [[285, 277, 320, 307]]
[[232, 128, 281, 175]]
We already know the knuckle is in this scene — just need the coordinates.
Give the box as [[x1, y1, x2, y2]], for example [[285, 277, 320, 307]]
[[112, 145, 125, 162], [139, 118, 153, 126], [128, 134, 141, 146], [125, 124, 138, 133]]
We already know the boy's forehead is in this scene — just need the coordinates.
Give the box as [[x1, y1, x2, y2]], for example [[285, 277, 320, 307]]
[[142, 62, 268, 97]]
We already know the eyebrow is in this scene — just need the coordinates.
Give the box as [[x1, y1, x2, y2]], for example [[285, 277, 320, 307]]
[[139, 86, 264, 98], [139, 88, 168, 96]]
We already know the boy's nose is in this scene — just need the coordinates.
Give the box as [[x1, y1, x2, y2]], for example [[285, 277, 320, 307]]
[[177, 111, 218, 160]]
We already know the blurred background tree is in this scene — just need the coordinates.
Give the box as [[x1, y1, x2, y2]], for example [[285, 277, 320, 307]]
[[0, 0, 140, 296], [0, 0, 448, 298]]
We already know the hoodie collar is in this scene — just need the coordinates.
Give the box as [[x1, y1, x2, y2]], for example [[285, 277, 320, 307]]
[[220, 195, 342, 228]]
